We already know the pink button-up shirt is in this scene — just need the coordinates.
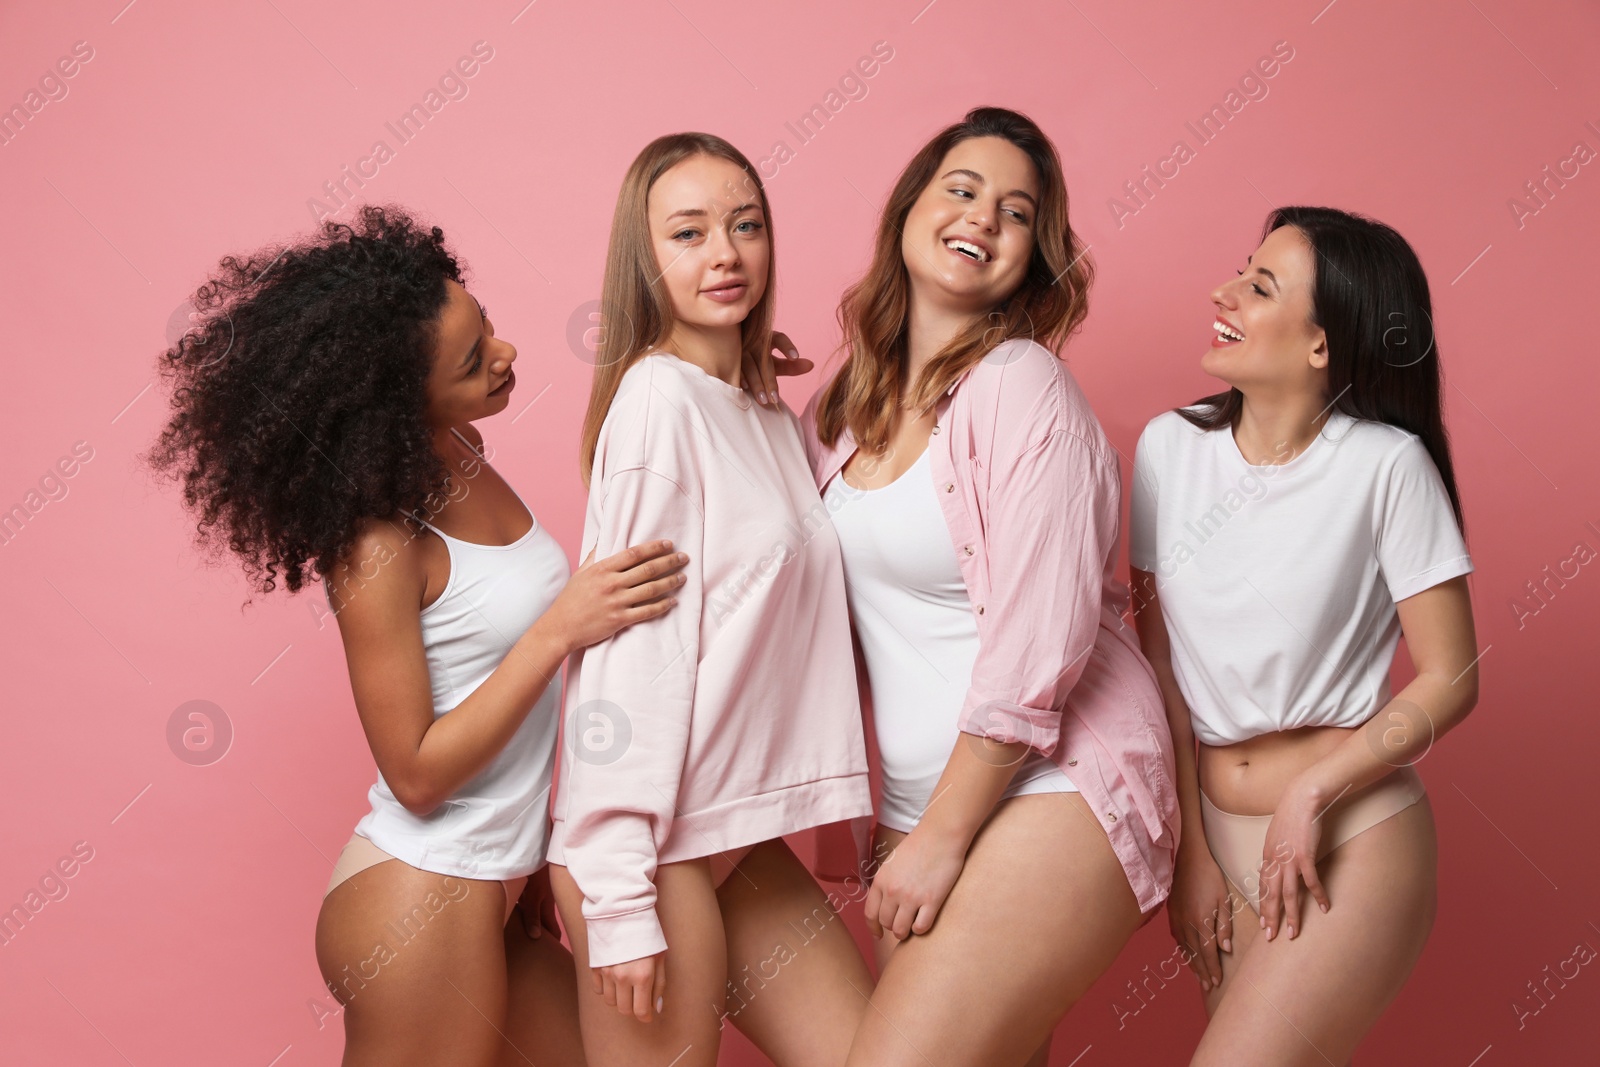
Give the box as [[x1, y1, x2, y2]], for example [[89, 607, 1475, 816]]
[[799, 338, 1180, 917]]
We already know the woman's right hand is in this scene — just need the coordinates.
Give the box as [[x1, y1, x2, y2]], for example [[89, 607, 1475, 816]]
[[544, 540, 688, 653], [1167, 844, 1236, 992], [592, 952, 667, 1023], [741, 329, 814, 409]]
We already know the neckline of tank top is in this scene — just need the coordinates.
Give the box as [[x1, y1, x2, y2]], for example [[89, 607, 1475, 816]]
[[1217, 409, 1356, 476], [644, 350, 756, 410], [417, 471, 541, 551], [832, 443, 931, 496]]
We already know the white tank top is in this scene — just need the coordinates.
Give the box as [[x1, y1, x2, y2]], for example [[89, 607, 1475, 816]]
[[824, 447, 1077, 833], [350, 472, 571, 880]]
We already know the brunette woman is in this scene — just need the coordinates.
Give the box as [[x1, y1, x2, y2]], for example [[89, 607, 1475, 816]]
[[1130, 206, 1478, 1065]]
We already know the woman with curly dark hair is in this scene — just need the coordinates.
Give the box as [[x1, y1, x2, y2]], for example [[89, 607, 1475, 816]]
[[146, 204, 687, 1066]]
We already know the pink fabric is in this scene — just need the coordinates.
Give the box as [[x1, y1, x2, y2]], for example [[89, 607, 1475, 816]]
[[800, 338, 1180, 916], [547, 353, 873, 968]]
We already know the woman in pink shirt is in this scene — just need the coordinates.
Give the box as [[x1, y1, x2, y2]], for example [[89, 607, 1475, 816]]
[[545, 133, 878, 1067], [780, 106, 1182, 1066]]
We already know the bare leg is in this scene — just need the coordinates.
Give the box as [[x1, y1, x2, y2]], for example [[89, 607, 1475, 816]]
[[315, 860, 530, 1066], [1191, 795, 1438, 1066], [714, 837, 876, 1066], [845, 794, 1144, 1067], [869, 825, 1052, 1067], [550, 859, 728, 1067], [498, 913, 587, 1066], [1198, 880, 1258, 1021]]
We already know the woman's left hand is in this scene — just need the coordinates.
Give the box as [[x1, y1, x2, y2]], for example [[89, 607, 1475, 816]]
[[741, 330, 814, 409], [515, 865, 562, 941], [864, 827, 968, 940], [1255, 777, 1334, 941]]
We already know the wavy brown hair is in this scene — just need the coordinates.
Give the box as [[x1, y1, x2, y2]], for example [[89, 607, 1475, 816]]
[[579, 132, 776, 485], [815, 106, 1094, 453]]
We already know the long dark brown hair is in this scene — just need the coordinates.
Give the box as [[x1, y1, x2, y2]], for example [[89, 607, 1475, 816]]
[[815, 106, 1093, 454], [1180, 205, 1464, 532], [579, 132, 775, 485]]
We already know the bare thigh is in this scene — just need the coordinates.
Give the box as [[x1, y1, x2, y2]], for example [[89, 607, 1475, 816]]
[[499, 913, 587, 1067], [869, 826, 1052, 1067], [714, 837, 876, 1067], [846, 793, 1144, 1067], [314, 859, 514, 1067], [1193, 795, 1439, 1067], [550, 859, 727, 1067]]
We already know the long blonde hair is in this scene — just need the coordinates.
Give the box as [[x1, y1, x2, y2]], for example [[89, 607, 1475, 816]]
[[815, 106, 1094, 454], [579, 133, 776, 485]]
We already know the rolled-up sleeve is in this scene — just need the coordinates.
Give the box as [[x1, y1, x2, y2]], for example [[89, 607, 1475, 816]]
[[956, 429, 1120, 759], [560, 465, 702, 969]]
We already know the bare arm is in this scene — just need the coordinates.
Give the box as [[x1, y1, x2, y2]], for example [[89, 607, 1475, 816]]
[[1256, 575, 1477, 941], [864, 715, 1038, 941], [909, 736, 1036, 847], [1132, 566, 1235, 988], [1293, 575, 1479, 805], [1129, 568, 1207, 858], [330, 520, 686, 816]]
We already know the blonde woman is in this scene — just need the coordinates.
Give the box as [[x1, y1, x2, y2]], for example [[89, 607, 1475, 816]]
[[545, 133, 878, 1067]]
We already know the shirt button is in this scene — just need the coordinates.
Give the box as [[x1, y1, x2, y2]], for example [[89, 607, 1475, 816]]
[[976, 605, 985, 615], [932, 425, 941, 435], [963, 545, 974, 555], [945, 483, 955, 493], [1106, 812, 1118, 823], [1067, 758, 1078, 766]]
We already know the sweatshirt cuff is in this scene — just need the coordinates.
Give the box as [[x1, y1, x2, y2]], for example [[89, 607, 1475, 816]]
[[958, 698, 1062, 759], [585, 906, 669, 969]]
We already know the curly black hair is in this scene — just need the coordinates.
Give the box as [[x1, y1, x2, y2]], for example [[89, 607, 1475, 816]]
[[145, 204, 466, 600]]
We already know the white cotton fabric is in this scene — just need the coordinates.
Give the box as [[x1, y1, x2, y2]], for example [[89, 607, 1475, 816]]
[[825, 446, 1079, 832], [1130, 408, 1473, 746]]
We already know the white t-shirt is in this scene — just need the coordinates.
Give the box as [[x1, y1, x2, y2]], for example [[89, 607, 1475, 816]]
[[1129, 408, 1473, 746]]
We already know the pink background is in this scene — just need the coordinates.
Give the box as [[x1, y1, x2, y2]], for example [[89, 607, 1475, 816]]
[[3, 1, 1597, 1063]]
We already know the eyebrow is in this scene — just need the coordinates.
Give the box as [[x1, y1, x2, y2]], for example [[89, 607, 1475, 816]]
[[1244, 254, 1280, 291], [941, 168, 1038, 209], [665, 202, 761, 223]]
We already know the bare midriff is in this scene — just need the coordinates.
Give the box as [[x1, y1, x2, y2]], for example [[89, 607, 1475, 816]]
[[1197, 723, 1361, 816]]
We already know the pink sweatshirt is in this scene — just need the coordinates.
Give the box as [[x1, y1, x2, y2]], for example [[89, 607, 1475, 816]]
[[546, 352, 874, 969], [800, 338, 1181, 918]]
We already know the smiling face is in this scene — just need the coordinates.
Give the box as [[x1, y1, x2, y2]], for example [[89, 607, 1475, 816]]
[[648, 153, 770, 335], [1203, 224, 1328, 392], [900, 135, 1039, 315], [424, 278, 517, 428]]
